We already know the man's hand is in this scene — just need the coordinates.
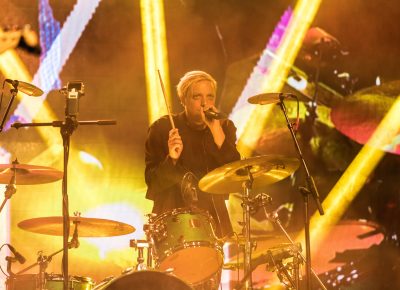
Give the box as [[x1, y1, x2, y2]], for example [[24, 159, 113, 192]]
[[168, 128, 183, 163]]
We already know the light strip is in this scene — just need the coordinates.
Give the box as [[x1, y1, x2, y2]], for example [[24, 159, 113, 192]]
[[140, 0, 170, 124], [230, 0, 322, 156]]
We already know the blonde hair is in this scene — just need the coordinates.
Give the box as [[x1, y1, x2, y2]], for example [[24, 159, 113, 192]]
[[176, 70, 217, 103]]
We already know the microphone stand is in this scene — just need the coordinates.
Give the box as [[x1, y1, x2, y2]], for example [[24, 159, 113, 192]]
[[277, 94, 324, 290], [11, 116, 115, 290], [263, 208, 327, 290]]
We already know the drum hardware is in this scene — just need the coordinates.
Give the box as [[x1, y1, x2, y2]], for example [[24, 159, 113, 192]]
[[199, 156, 299, 289], [262, 206, 326, 290], [10, 81, 116, 290], [130, 239, 152, 271], [7, 220, 82, 290], [143, 213, 160, 269], [248, 93, 325, 290]]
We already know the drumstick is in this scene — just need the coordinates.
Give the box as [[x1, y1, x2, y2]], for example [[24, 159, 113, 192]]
[[157, 69, 175, 129]]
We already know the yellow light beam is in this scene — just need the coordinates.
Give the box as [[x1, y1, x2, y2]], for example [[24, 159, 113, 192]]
[[237, 0, 322, 156], [300, 96, 400, 252], [140, 0, 170, 124]]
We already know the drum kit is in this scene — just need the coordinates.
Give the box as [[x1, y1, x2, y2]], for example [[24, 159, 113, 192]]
[[1, 75, 399, 290], [0, 154, 305, 290]]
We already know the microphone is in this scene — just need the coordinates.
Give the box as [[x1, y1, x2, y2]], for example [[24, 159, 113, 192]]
[[7, 244, 26, 264], [5, 79, 43, 97], [65, 81, 84, 117], [204, 108, 227, 120]]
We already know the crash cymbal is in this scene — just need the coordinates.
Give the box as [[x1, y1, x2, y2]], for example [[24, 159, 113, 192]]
[[198, 155, 299, 194], [0, 163, 63, 184], [331, 80, 400, 155], [18, 216, 135, 237]]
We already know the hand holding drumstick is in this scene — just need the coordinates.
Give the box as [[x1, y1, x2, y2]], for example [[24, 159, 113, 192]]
[[168, 128, 183, 164]]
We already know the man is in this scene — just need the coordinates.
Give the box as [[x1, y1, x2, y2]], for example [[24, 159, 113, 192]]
[[144, 70, 241, 238]]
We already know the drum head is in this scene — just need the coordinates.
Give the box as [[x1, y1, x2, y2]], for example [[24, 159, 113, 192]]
[[99, 271, 192, 290]]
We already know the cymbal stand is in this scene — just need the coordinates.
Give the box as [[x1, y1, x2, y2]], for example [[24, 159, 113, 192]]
[[11, 82, 116, 290], [0, 160, 17, 215], [240, 167, 254, 290], [263, 207, 327, 290], [277, 95, 324, 290], [130, 240, 150, 271]]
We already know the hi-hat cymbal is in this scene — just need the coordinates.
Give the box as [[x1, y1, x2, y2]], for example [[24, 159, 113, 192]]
[[0, 163, 63, 184], [331, 80, 400, 155], [199, 155, 299, 194], [18, 216, 135, 237]]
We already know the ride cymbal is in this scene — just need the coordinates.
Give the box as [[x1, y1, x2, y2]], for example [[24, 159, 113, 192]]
[[199, 155, 299, 194], [331, 80, 400, 155], [0, 163, 63, 185], [18, 216, 135, 237]]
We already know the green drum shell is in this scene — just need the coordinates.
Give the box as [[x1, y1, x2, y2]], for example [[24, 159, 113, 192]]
[[46, 274, 94, 290], [152, 208, 223, 285], [6, 274, 94, 290]]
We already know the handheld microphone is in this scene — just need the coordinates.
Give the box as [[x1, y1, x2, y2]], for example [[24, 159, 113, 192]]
[[204, 108, 227, 120], [7, 244, 26, 264]]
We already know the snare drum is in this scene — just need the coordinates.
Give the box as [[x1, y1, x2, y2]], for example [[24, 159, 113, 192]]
[[6, 273, 94, 290], [151, 208, 223, 285]]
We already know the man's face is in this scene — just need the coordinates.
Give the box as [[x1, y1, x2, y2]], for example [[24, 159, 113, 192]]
[[183, 80, 216, 125]]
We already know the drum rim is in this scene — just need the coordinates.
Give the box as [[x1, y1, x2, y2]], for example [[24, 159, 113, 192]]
[[155, 240, 224, 261], [153, 207, 214, 222], [97, 270, 193, 289], [45, 273, 95, 284]]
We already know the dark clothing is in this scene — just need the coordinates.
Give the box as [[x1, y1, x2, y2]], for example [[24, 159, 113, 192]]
[[145, 112, 241, 237]]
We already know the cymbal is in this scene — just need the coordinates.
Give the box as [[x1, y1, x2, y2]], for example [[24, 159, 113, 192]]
[[6, 79, 43, 97], [18, 216, 135, 237], [0, 163, 63, 185], [330, 80, 400, 155], [198, 155, 299, 194], [247, 93, 285, 105]]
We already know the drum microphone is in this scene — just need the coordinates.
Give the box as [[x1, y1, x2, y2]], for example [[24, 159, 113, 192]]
[[204, 108, 227, 120], [7, 244, 26, 264]]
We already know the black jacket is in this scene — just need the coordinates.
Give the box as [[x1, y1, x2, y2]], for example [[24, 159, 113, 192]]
[[144, 111, 241, 237]]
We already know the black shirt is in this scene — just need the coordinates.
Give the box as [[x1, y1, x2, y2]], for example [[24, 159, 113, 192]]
[[144, 112, 241, 237]]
